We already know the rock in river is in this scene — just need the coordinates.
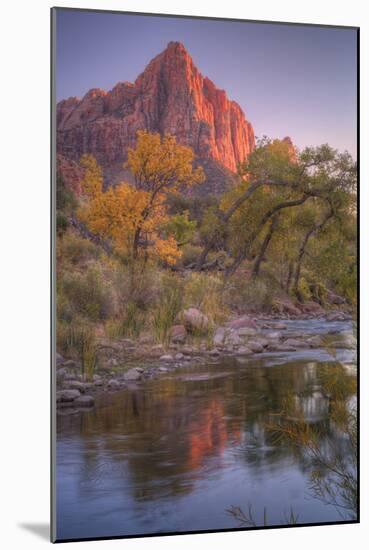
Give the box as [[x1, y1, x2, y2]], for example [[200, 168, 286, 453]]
[[236, 346, 253, 356], [123, 368, 143, 381], [248, 341, 264, 353], [283, 338, 309, 348], [159, 354, 174, 362], [74, 395, 95, 407], [107, 379, 121, 390], [57, 389, 81, 402], [227, 316, 257, 330]]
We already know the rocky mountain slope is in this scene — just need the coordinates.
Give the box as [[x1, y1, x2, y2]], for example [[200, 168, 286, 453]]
[[56, 41, 255, 195]]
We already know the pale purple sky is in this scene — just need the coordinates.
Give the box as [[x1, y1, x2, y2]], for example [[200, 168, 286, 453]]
[[55, 9, 357, 156]]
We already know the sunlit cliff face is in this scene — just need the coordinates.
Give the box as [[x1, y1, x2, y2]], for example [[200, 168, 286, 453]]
[[56, 41, 255, 183]]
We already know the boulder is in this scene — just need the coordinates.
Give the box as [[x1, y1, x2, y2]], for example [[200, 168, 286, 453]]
[[237, 327, 258, 337], [283, 338, 309, 348], [107, 379, 121, 390], [248, 341, 264, 353], [326, 312, 346, 321], [175, 352, 185, 360], [170, 324, 187, 344], [74, 395, 95, 407], [228, 316, 257, 330], [123, 368, 142, 381], [326, 291, 346, 305], [301, 302, 324, 315], [271, 322, 287, 330], [236, 346, 253, 356], [151, 344, 165, 353], [267, 343, 297, 352], [93, 375, 104, 386], [56, 368, 67, 384], [65, 380, 86, 392], [64, 372, 77, 381], [273, 299, 301, 316], [159, 354, 174, 362], [266, 331, 282, 341], [183, 308, 209, 332], [139, 334, 155, 345], [225, 331, 242, 346], [213, 327, 227, 346], [57, 389, 81, 402], [56, 353, 65, 366], [182, 345, 195, 355], [307, 335, 323, 348]]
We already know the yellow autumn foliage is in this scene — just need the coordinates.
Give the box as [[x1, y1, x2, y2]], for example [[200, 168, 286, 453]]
[[78, 132, 203, 266]]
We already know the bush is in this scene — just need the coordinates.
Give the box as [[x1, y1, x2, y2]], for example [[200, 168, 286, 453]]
[[114, 264, 160, 311], [225, 272, 279, 312], [56, 212, 69, 236], [58, 264, 113, 321], [56, 174, 78, 213], [59, 232, 101, 265], [180, 243, 203, 266]]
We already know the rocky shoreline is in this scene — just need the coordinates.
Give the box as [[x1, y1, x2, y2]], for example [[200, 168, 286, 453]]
[[56, 308, 355, 412]]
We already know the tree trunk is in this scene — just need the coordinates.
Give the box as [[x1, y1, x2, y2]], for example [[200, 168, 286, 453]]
[[252, 215, 278, 278], [285, 261, 294, 293], [225, 194, 310, 278], [293, 209, 334, 300]]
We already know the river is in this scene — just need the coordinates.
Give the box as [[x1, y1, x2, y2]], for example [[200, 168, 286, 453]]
[[56, 319, 357, 540]]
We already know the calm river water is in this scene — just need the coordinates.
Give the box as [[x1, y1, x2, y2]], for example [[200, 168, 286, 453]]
[[56, 320, 356, 540]]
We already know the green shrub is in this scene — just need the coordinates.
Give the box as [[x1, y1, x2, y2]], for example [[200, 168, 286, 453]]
[[60, 232, 101, 265], [59, 264, 113, 321], [56, 212, 69, 236], [180, 243, 203, 266], [225, 272, 278, 311], [56, 174, 78, 213]]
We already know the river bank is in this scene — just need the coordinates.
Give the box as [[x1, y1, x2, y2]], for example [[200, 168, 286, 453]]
[[56, 309, 355, 412]]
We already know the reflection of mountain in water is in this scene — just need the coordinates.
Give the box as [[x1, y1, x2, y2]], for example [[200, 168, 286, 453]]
[[57, 359, 355, 504]]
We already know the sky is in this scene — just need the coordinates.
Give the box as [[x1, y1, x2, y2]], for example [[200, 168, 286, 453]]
[[55, 9, 357, 156]]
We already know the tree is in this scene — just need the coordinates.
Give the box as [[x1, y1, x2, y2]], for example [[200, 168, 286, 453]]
[[78, 132, 204, 274], [196, 139, 356, 302]]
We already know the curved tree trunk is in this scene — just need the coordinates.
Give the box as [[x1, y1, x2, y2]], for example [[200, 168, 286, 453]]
[[285, 261, 295, 293], [225, 194, 310, 278], [293, 209, 334, 300], [196, 178, 294, 270], [252, 215, 279, 278]]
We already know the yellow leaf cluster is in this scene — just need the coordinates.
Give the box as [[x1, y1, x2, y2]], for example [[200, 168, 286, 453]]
[[78, 155, 185, 264], [126, 130, 205, 193]]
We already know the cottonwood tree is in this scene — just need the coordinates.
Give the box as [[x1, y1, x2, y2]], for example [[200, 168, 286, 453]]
[[78, 132, 204, 283], [196, 138, 356, 303]]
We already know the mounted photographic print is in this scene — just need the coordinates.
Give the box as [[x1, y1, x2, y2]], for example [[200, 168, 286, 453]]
[[51, 7, 359, 542]]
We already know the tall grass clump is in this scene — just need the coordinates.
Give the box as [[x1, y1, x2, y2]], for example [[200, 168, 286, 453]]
[[57, 319, 98, 381], [107, 301, 145, 339], [151, 274, 184, 344], [184, 272, 228, 326]]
